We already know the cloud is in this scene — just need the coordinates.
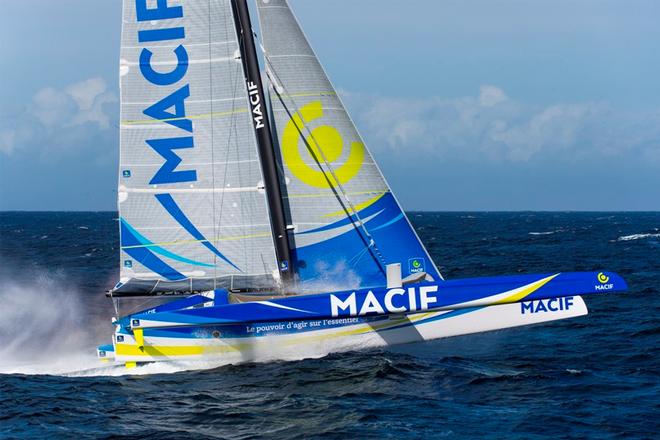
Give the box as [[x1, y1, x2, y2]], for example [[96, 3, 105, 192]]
[[479, 85, 508, 107], [0, 77, 117, 156], [343, 86, 660, 164], [65, 78, 116, 128]]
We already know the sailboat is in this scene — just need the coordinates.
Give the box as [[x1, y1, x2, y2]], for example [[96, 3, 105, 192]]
[[98, 0, 627, 367]]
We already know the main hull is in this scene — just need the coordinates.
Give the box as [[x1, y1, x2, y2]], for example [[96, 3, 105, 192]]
[[104, 296, 587, 364]]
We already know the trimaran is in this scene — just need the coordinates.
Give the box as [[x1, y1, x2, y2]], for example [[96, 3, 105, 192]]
[[98, 0, 627, 367]]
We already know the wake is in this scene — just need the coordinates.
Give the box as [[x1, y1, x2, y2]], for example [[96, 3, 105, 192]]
[[0, 270, 238, 377], [0, 271, 323, 377], [0, 264, 361, 377]]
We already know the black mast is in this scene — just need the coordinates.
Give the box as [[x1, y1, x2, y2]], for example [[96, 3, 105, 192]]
[[231, 0, 293, 286]]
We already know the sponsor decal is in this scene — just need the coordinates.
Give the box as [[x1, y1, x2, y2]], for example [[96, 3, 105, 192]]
[[124, 260, 133, 268], [122, 170, 132, 178], [281, 101, 365, 189], [247, 82, 265, 129], [246, 318, 361, 335], [595, 272, 613, 291], [135, 0, 197, 186], [330, 285, 439, 317], [409, 257, 425, 274], [520, 297, 574, 314]]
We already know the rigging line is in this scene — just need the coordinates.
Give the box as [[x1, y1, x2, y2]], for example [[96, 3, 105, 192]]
[[218, 8, 242, 273], [111, 294, 119, 321], [128, 296, 163, 316], [258, 42, 387, 271], [348, 245, 371, 267], [254, 35, 288, 183], [208, 0, 218, 289], [237, 21, 254, 272]]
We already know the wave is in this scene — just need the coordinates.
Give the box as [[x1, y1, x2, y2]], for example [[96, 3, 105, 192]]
[[617, 233, 660, 242], [68, 355, 312, 378], [529, 230, 562, 236]]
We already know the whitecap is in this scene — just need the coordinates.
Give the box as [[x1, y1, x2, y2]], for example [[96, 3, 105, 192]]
[[617, 233, 660, 242], [529, 230, 562, 236]]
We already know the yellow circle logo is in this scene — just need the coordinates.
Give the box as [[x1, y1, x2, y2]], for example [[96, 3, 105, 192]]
[[281, 101, 364, 188], [597, 272, 610, 284]]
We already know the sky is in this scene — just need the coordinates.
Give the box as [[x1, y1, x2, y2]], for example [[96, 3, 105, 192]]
[[1, 0, 659, 211]]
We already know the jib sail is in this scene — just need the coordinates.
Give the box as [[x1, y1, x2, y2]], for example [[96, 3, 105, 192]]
[[256, 0, 442, 291]]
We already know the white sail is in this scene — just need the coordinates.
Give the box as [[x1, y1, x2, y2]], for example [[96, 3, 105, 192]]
[[116, 0, 277, 294], [256, 0, 441, 291]]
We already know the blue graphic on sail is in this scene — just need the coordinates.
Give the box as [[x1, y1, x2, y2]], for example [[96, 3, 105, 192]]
[[121, 218, 214, 268], [120, 219, 186, 281], [155, 193, 240, 271], [292, 193, 441, 289]]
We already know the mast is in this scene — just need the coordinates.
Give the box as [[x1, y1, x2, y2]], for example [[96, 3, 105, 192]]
[[231, 0, 293, 286]]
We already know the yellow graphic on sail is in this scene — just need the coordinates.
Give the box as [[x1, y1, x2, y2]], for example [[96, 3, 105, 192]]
[[282, 101, 364, 189]]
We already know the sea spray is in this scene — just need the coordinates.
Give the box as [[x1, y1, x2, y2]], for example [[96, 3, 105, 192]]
[[298, 260, 363, 294], [0, 262, 365, 377], [0, 270, 102, 375]]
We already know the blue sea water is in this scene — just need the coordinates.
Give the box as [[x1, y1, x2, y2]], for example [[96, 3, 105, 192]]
[[0, 212, 658, 439]]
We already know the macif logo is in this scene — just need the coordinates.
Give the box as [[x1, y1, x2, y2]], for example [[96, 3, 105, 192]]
[[247, 82, 265, 129], [409, 257, 425, 274], [595, 272, 613, 291], [520, 297, 574, 314], [133, 0, 197, 186], [330, 286, 439, 317]]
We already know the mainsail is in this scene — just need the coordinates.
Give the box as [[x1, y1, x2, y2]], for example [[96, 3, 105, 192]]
[[115, 0, 278, 295], [256, 0, 442, 291]]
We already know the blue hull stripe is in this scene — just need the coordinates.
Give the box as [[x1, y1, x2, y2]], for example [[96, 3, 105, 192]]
[[125, 307, 484, 340], [130, 271, 627, 326]]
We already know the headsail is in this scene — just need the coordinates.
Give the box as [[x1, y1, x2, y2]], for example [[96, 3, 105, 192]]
[[116, 0, 277, 295], [256, 0, 442, 291]]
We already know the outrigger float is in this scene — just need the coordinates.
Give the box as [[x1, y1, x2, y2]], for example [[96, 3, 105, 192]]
[[99, 0, 627, 367]]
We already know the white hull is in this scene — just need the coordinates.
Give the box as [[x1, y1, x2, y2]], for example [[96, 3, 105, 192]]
[[107, 296, 587, 365]]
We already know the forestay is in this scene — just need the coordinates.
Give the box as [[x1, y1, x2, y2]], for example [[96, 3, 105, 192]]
[[256, 0, 442, 291], [115, 0, 277, 295]]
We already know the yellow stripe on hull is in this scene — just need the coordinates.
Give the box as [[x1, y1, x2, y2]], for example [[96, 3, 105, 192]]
[[116, 342, 249, 358], [114, 312, 441, 361]]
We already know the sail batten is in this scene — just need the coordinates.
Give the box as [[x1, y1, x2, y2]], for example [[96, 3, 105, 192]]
[[257, 0, 442, 291], [116, 0, 278, 295]]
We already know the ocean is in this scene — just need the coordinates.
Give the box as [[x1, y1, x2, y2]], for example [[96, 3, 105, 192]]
[[0, 212, 658, 439]]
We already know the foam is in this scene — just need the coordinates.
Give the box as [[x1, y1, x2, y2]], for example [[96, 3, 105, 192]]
[[617, 233, 660, 242]]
